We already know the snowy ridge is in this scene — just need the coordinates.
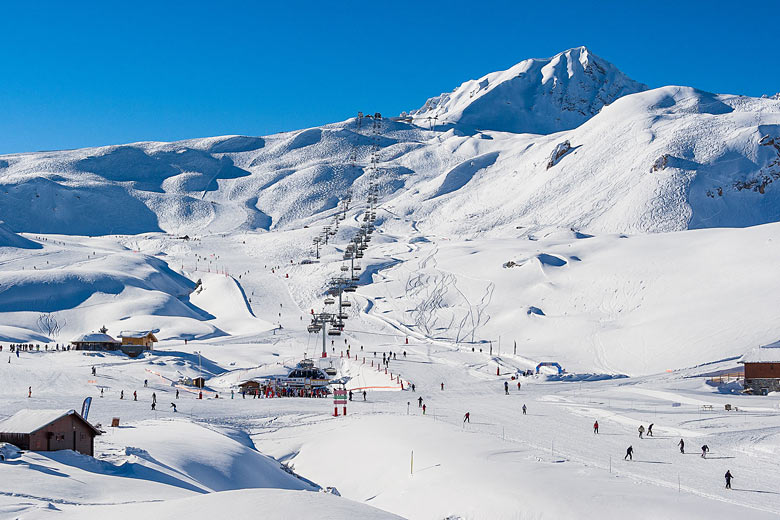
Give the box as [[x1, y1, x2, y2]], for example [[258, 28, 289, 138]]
[[409, 46, 648, 134]]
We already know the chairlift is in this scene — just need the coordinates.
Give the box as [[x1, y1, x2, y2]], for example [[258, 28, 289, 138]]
[[327, 288, 340, 296], [344, 285, 357, 293], [353, 265, 361, 271], [341, 300, 352, 307], [307, 325, 321, 333], [327, 328, 341, 336], [324, 297, 335, 305]]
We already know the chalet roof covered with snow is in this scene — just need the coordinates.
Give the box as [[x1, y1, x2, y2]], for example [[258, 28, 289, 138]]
[[71, 333, 119, 344], [119, 330, 159, 339], [0, 409, 99, 435], [739, 341, 780, 363]]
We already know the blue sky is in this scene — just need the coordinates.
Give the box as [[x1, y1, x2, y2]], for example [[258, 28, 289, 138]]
[[0, 1, 776, 154]]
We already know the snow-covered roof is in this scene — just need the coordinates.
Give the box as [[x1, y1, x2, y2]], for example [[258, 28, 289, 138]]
[[71, 333, 119, 344], [119, 330, 158, 340], [0, 409, 99, 435], [739, 341, 780, 363]]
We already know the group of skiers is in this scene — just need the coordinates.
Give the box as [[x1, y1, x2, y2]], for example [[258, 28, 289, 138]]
[[3, 343, 71, 353], [616, 424, 733, 488]]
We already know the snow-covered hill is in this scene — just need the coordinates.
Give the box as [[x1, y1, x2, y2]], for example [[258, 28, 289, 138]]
[[409, 46, 648, 134], [1, 49, 779, 237]]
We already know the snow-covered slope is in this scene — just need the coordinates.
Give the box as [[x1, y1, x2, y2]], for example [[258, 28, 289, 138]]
[[409, 46, 648, 134]]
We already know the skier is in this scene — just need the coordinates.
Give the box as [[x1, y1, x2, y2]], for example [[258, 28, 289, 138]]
[[100, 388, 104, 398], [522, 404, 527, 415], [176, 389, 179, 399], [133, 391, 137, 401], [593, 421, 599, 434], [411, 383, 416, 392], [504, 381, 509, 395], [120, 390, 124, 400], [152, 392, 157, 404], [638, 425, 645, 439], [441, 382, 445, 391], [725, 470, 733, 489], [624, 445, 633, 461], [647, 423, 654, 437], [701, 444, 709, 458], [170, 402, 177, 412], [403, 351, 406, 357], [678, 438, 685, 454], [242, 390, 246, 399], [144, 379, 148, 388], [362, 391, 366, 401], [517, 381, 521, 390], [28, 386, 31, 398], [92, 366, 96, 376], [463, 412, 470, 423], [422, 404, 426, 415], [231, 390, 234, 399], [349, 390, 353, 401]]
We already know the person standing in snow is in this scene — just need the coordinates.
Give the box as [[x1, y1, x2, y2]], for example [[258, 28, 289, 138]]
[[349, 390, 353, 401], [231, 390, 234, 399], [100, 388, 104, 398], [120, 390, 124, 400], [504, 381, 509, 395], [701, 444, 709, 458], [624, 446, 633, 460], [362, 391, 366, 401], [27, 386, 31, 398], [152, 392, 157, 405], [170, 402, 177, 412], [133, 391, 137, 401], [517, 381, 521, 390], [522, 404, 527, 415], [441, 382, 444, 391], [678, 438, 685, 454], [418, 396, 423, 408], [463, 412, 470, 423], [422, 404, 426, 415], [593, 421, 599, 434], [176, 389, 179, 399], [144, 379, 148, 388], [647, 423, 654, 437], [725, 470, 733, 489], [638, 425, 645, 439]]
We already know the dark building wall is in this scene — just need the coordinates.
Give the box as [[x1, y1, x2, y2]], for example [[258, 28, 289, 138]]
[[744, 363, 780, 379], [0, 432, 30, 450], [27, 415, 94, 455]]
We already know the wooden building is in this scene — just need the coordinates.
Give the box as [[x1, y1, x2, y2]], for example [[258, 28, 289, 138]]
[[739, 340, 780, 394], [71, 332, 120, 352], [0, 409, 100, 456], [238, 380, 261, 395], [118, 330, 158, 349], [118, 330, 159, 357]]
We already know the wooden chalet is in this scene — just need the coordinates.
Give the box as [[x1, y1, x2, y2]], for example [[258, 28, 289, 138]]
[[0, 409, 100, 456], [739, 340, 780, 394]]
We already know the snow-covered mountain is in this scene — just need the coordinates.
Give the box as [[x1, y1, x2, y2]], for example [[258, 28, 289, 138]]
[[0, 47, 778, 238], [408, 46, 648, 134]]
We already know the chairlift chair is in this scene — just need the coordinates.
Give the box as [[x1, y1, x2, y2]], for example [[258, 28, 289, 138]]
[[344, 285, 357, 293], [337, 313, 348, 320], [340, 265, 349, 272], [327, 328, 342, 336], [341, 301, 352, 307], [324, 297, 335, 305]]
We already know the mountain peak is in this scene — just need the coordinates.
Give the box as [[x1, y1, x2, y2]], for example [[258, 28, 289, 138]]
[[409, 47, 647, 134]]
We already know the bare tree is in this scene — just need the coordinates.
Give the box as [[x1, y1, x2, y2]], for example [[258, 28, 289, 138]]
[[37, 313, 65, 338]]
